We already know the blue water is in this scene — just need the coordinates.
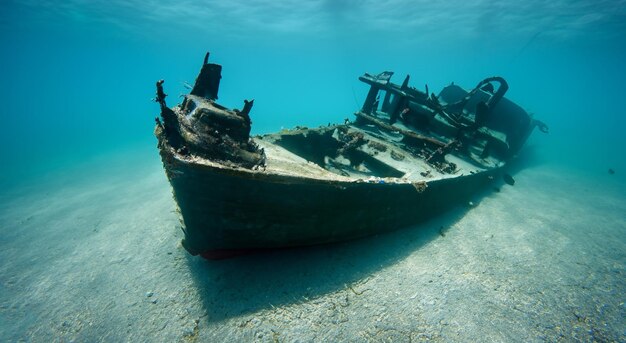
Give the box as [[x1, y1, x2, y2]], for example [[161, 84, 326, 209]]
[[2, 0, 626, 182], [1, 1, 625, 341]]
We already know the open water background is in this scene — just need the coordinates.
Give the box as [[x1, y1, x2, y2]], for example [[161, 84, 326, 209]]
[[2, 1, 626, 182]]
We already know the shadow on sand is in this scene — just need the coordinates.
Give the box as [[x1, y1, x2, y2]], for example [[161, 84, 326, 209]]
[[185, 146, 545, 323], [186, 205, 475, 322]]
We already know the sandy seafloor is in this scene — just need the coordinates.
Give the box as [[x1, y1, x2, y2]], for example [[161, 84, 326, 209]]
[[1, 146, 625, 342]]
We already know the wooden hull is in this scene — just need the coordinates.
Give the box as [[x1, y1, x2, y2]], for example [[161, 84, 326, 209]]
[[160, 143, 499, 257], [153, 54, 542, 259]]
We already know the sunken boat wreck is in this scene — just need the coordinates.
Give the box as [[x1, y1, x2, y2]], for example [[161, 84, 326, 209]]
[[154, 53, 546, 259]]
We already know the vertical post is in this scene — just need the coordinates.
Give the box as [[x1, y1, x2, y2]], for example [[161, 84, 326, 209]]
[[362, 86, 379, 114], [381, 90, 392, 113], [190, 52, 222, 100]]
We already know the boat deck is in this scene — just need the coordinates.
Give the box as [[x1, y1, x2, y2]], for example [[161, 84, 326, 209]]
[[254, 126, 491, 185]]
